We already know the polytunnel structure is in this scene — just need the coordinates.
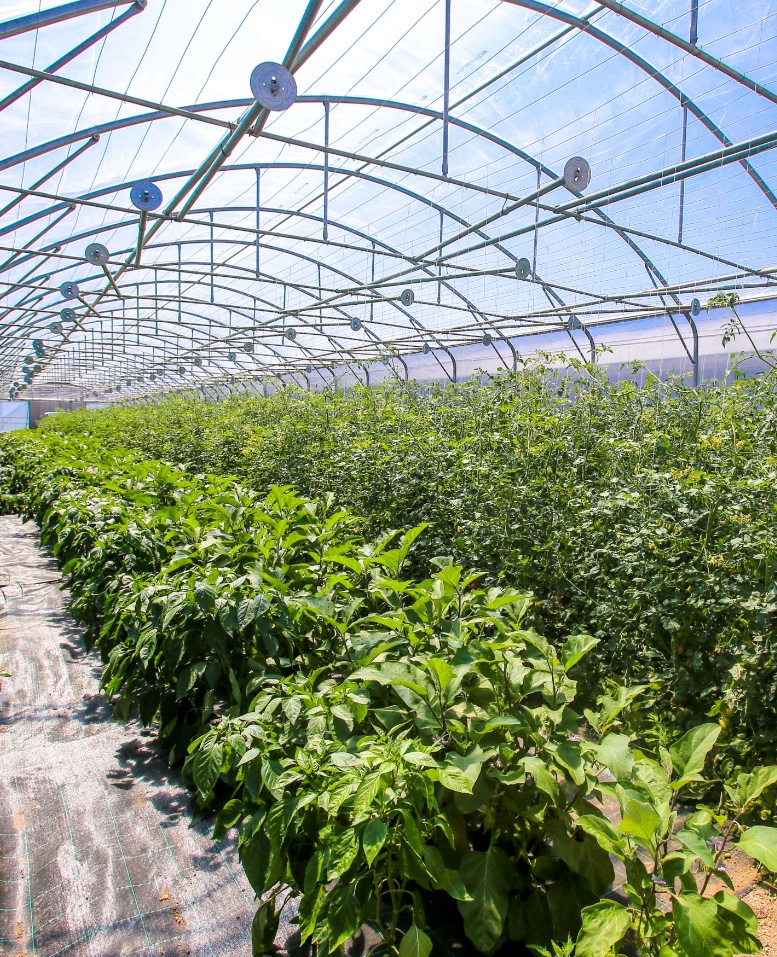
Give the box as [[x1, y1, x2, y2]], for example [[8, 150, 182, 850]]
[[1, 0, 776, 401]]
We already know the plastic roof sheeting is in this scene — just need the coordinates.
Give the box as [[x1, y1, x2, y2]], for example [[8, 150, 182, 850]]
[[0, 0, 776, 400]]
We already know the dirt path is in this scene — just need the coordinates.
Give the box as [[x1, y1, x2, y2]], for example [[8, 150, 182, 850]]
[[0, 515, 273, 957]]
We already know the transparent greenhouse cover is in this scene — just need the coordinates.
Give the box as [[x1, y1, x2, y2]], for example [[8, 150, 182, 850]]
[[0, 0, 776, 400]]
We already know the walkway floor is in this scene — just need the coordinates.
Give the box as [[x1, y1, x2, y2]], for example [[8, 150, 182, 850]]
[[0, 515, 260, 957]]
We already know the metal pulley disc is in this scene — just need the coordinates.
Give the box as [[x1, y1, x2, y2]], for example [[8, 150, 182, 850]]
[[149, 373, 156, 381], [250, 62, 297, 111], [32, 339, 42, 350], [242, 342, 254, 353], [130, 180, 163, 211], [33, 364, 41, 372], [228, 352, 236, 361], [515, 258, 531, 280], [24, 356, 34, 365], [690, 298, 701, 317], [137, 376, 143, 383], [400, 289, 415, 307], [85, 242, 110, 265], [60, 281, 80, 299], [285, 327, 297, 341], [350, 318, 362, 331], [193, 357, 203, 367], [49, 322, 64, 334], [126, 379, 132, 387], [422, 343, 431, 355], [305, 364, 312, 373], [177, 366, 184, 376], [564, 156, 591, 192], [60, 308, 76, 322], [482, 332, 492, 346]]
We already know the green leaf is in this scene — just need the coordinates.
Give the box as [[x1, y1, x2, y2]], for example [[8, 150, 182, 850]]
[[670, 724, 720, 789], [398, 923, 433, 957], [620, 799, 661, 845], [438, 765, 474, 794], [561, 634, 598, 672], [362, 818, 387, 866], [594, 733, 633, 781], [728, 767, 777, 811], [326, 889, 361, 952], [458, 847, 512, 955], [522, 755, 560, 802], [251, 896, 280, 957], [576, 814, 627, 857], [738, 825, 777, 871], [194, 580, 217, 614], [575, 900, 631, 957], [674, 893, 737, 957], [327, 828, 359, 880], [192, 743, 222, 796]]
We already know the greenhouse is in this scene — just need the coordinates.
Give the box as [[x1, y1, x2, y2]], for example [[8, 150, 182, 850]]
[[2, 1, 777, 955]]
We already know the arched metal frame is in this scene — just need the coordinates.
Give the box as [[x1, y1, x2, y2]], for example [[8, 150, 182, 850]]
[[1, 0, 776, 401]]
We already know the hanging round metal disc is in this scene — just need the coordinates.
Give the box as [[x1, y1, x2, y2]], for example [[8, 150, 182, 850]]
[[177, 366, 184, 376], [515, 258, 531, 280], [85, 242, 110, 266], [228, 351, 236, 361], [305, 364, 312, 373], [482, 332, 493, 346], [350, 317, 362, 331], [422, 343, 431, 355], [193, 357, 203, 367], [149, 373, 156, 381], [60, 281, 80, 300], [60, 308, 76, 322], [400, 289, 415, 307], [285, 327, 297, 341], [250, 62, 297, 111], [242, 342, 253, 353], [24, 356, 34, 365], [563, 156, 591, 192], [690, 298, 701, 317], [49, 321, 64, 334], [130, 180, 163, 211]]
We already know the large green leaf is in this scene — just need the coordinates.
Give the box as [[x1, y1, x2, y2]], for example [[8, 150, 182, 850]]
[[594, 733, 633, 781], [362, 818, 387, 866], [620, 799, 661, 845], [575, 900, 631, 957], [251, 896, 280, 957], [674, 894, 737, 957], [561, 633, 599, 672], [727, 767, 777, 811], [458, 847, 513, 955], [398, 923, 433, 957], [738, 825, 777, 871], [669, 724, 720, 789], [192, 742, 222, 796]]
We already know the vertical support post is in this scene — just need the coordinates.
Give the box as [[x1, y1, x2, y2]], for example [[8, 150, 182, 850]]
[[441, 0, 451, 177], [678, 0, 698, 244], [323, 101, 330, 240], [437, 210, 443, 304], [256, 166, 262, 279], [532, 166, 541, 275], [370, 241, 375, 323], [177, 243, 182, 322], [209, 211, 214, 303], [317, 264, 322, 332]]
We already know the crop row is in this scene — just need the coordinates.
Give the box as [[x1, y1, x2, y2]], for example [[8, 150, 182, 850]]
[[2, 430, 777, 956], [42, 364, 777, 773]]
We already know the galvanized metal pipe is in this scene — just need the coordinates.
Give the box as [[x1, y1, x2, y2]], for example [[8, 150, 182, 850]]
[[596, 0, 777, 107], [0, 2, 145, 114], [0, 0, 137, 40]]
